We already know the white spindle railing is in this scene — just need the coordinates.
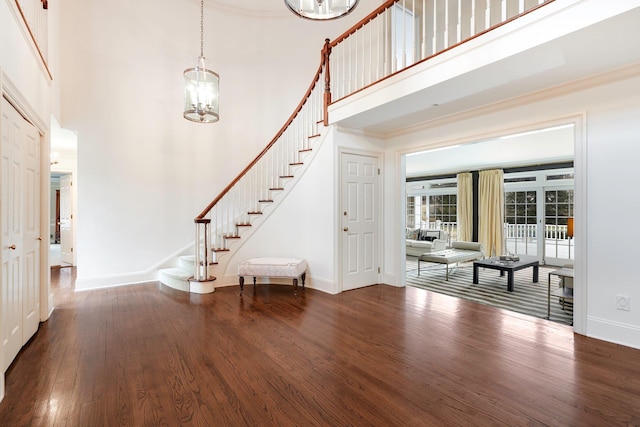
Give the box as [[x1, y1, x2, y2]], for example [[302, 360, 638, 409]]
[[329, 0, 551, 103], [14, 0, 50, 77]]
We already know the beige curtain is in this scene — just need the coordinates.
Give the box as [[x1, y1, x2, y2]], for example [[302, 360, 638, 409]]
[[478, 169, 504, 257], [457, 172, 473, 242]]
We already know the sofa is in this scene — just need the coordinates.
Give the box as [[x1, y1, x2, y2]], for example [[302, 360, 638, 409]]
[[406, 229, 448, 257]]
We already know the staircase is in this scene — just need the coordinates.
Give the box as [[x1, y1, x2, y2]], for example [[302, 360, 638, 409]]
[[158, 125, 326, 293]]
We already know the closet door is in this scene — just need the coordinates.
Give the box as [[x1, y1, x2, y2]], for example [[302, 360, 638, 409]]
[[1, 97, 24, 371], [1, 97, 40, 371], [22, 115, 40, 342]]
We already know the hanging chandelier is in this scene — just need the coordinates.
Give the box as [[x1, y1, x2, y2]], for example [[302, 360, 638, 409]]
[[183, 0, 219, 123], [284, 0, 360, 20]]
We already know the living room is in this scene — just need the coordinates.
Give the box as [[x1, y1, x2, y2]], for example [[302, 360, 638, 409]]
[[404, 123, 575, 324]]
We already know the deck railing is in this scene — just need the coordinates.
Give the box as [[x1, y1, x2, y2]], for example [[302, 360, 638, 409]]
[[194, 0, 556, 280], [410, 221, 573, 260]]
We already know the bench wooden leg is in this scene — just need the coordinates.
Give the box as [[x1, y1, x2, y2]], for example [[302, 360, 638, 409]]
[[293, 278, 298, 297], [239, 276, 244, 295], [301, 272, 306, 291]]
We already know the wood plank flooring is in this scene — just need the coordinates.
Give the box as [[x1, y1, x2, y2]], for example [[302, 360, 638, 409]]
[[1, 267, 640, 425]]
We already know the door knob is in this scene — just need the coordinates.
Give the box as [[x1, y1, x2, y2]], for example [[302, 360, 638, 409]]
[[9, 245, 16, 250], [343, 227, 348, 232]]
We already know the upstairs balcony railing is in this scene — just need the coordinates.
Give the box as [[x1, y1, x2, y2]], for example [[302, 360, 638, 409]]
[[13, 0, 51, 79], [327, 0, 553, 104], [193, 0, 555, 281]]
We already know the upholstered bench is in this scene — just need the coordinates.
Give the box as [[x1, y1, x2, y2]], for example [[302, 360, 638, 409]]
[[238, 258, 308, 296], [417, 241, 484, 280]]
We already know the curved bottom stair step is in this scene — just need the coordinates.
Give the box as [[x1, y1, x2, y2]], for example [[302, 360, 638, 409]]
[[159, 267, 216, 294], [159, 267, 192, 292]]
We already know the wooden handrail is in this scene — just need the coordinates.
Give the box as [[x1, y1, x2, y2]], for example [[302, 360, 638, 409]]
[[329, 0, 397, 49], [195, 53, 327, 221]]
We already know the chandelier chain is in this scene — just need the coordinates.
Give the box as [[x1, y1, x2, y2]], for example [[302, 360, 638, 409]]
[[200, 0, 204, 58]]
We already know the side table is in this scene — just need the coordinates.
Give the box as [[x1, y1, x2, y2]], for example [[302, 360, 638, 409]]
[[548, 267, 574, 319]]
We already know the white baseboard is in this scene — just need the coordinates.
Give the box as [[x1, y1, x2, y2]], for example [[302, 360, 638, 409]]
[[75, 271, 159, 291], [586, 315, 640, 350]]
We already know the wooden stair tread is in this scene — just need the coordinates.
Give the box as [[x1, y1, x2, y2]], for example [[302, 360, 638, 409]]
[[224, 235, 241, 239], [299, 148, 312, 153], [191, 275, 216, 283], [307, 134, 320, 139], [213, 248, 230, 252], [270, 187, 284, 191], [280, 175, 294, 179], [290, 162, 303, 166], [247, 211, 263, 215], [236, 223, 252, 227], [258, 199, 273, 203]]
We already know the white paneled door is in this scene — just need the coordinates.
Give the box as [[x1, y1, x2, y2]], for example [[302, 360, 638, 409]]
[[1, 97, 41, 372], [22, 113, 40, 344], [341, 152, 380, 291], [59, 174, 72, 265]]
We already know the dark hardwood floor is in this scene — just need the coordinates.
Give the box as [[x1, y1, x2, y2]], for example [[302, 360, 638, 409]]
[[1, 268, 640, 426]]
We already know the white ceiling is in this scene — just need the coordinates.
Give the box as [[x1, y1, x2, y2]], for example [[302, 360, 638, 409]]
[[405, 124, 574, 178]]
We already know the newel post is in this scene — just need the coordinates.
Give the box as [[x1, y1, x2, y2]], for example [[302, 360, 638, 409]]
[[322, 38, 332, 126], [194, 218, 211, 281]]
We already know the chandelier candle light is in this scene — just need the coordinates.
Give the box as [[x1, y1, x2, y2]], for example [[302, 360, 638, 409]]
[[284, 0, 360, 20], [183, 0, 219, 123]]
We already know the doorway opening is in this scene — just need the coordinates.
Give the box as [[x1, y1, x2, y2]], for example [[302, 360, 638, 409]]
[[50, 173, 73, 268], [404, 124, 575, 325]]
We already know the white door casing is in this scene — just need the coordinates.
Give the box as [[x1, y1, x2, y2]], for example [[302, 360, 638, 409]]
[[59, 174, 72, 265], [340, 152, 380, 291]]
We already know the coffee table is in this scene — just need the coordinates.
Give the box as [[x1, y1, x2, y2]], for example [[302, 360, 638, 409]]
[[473, 256, 539, 292]]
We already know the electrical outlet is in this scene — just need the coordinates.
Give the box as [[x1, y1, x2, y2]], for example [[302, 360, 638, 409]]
[[616, 295, 631, 311]]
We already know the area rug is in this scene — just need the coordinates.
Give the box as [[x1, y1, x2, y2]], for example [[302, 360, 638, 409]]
[[406, 258, 573, 326]]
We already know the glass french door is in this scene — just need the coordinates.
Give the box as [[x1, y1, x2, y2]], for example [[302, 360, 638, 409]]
[[544, 188, 574, 265], [504, 190, 538, 257], [505, 187, 574, 265]]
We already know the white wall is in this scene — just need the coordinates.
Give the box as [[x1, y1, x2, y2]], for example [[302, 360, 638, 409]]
[[58, 0, 381, 288], [380, 67, 640, 349]]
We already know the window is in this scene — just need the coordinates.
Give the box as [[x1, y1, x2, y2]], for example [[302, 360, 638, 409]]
[[406, 196, 416, 228], [545, 189, 574, 233], [429, 194, 457, 224], [505, 191, 537, 226]]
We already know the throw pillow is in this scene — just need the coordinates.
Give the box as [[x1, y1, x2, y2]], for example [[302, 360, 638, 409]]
[[426, 230, 440, 240], [406, 228, 419, 240]]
